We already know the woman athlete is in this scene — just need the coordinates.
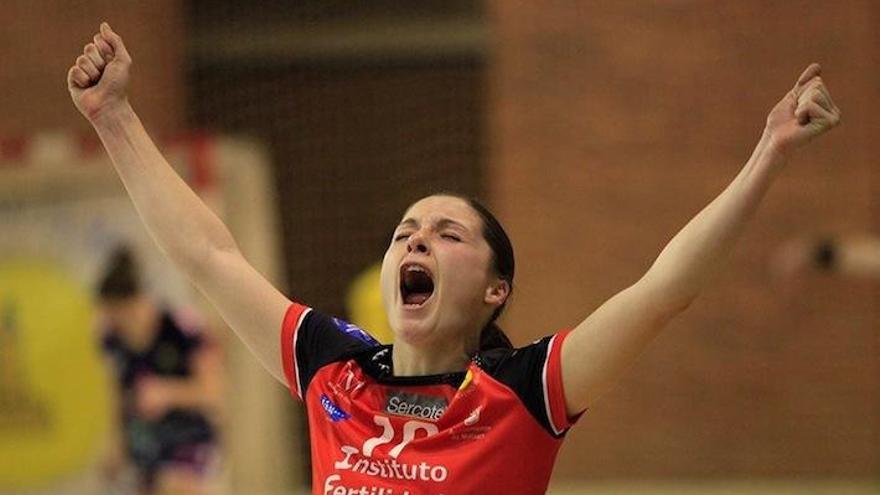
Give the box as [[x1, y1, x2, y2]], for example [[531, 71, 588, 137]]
[[69, 23, 840, 494]]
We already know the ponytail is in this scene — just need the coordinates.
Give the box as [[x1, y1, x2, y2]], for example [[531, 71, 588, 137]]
[[479, 321, 513, 351]]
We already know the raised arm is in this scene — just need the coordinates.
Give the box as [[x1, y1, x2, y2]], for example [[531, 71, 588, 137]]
[[561, 64, 841, 416], [68, 23, 291, 384]]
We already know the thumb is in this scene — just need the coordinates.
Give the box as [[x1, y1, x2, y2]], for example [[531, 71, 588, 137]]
[[99, 22, 131, 62]]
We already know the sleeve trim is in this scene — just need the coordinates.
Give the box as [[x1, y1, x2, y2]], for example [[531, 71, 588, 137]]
[[542, 330, 575, 435], [281, 302, 312, 400], [541, 334, 563, 435]]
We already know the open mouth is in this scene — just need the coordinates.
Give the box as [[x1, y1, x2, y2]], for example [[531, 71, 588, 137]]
[[400, 263, 435, 307]]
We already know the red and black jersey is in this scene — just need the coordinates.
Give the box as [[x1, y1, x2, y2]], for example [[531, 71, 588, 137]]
[[281, 302, 581, 495]]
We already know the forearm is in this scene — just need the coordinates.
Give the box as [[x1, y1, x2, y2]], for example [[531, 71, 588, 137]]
[[641, 132, 786, 309], [91, 103, 238, 278], [71, 23, 293, 385], [562, 65, 840, 415]]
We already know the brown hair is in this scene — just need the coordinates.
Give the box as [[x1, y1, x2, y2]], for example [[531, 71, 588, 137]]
[[98, 246, 141, 301]]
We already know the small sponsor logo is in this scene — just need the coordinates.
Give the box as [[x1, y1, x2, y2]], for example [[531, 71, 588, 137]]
[[452, 406, 490, 441], [333, 318, 379, 345], [321, 394, 350, 422], [384, 391, 448, 421], [452, 425, 490, 441], [464, 406, 481, 426]]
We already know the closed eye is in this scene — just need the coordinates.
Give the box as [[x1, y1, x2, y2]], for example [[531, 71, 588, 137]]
[[441, 234, 461, 242], [394, 233, 411, 242]]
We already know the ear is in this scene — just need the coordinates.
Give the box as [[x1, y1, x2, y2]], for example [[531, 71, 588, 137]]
[[484, 278, 510, 308]]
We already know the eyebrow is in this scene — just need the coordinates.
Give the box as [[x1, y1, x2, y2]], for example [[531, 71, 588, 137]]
[[396, 217, 470, 232]]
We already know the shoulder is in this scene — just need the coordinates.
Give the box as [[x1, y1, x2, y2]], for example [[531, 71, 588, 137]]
[[293, 305, 381, 349], [474, 330, 578, 437], [167, 306, 205, 338], [474, 332, 569, 377], [283, 302, 383, 400]]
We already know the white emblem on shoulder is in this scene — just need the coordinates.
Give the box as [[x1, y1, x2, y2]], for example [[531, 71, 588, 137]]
[[464, 406, 481, 426]]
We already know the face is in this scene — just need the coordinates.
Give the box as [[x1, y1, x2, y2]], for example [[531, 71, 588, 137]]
[[380, 195, 509, 348]]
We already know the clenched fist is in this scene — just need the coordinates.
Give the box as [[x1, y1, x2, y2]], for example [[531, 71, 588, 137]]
[[765, 63, 842, 159], [68, 22, 132, 123]]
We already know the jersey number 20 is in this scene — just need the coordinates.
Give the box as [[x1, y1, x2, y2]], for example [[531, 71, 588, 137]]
[[363, 415, 439, 459]]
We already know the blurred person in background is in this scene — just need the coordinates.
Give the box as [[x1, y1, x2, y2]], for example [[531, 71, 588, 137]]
[[773, 234, 880, 280], [69, 22, 840, 494], [97, 246, 223, 495]]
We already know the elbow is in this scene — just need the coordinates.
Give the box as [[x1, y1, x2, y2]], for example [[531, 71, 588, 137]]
[[668, 295, 695, 315], [656, 293, 696, 322], [174, 240, 241, 286], [643, 300, 690, 330], [162, 219, 240, 281], [633, 278, 696, 321]]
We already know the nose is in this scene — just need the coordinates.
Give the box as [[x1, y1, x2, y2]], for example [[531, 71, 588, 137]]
[[406, 230, 430, 254]]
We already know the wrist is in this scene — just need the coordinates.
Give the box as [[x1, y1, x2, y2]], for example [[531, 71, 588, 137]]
[[89, 100, 135, 129], [754, 129, 790, 175]]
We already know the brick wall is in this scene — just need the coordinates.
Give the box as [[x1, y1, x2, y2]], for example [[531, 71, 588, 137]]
[[489, 0, 878, 479], [0, 0, 184, 135]]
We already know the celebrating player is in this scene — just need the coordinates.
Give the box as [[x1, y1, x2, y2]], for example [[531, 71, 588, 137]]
[[69, 22, 840, 494]]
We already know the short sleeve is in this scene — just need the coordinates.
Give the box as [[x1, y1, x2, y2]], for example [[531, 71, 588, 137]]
[[483, 329, 581, 438], [280, 302, 379, 400]]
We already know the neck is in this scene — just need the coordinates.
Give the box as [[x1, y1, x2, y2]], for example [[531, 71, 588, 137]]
[[392, 338, 474, 376]]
